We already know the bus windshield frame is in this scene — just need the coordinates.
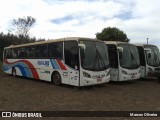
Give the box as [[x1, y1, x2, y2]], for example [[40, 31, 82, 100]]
[[144, 45, 160, 67], [118, 43, 140, 69], [79, 40, 109, 71]]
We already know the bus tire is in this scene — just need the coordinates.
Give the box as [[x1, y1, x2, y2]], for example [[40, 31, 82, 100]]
[[51, 72, 61, 86], [12, 67, 16, 77]]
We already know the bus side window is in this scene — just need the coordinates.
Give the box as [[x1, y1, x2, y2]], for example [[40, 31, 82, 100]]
[[48, 42, 63, 59], [11, 48, 18, 58], [6, 49, 12, 58], [25, 46, 35, 58], [3, 49, 8, 59], [4, 49, 7, 58], [107, 44, 118, 68], [34, 44, 47, 58], [18, 47, 27, 58], [3, 49, 6, 59], [64, 41, 79, 70]]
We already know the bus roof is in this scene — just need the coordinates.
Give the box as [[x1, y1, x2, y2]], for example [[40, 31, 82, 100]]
[[134, 44, 157, 47], [4, 37, 102, 49], [104, 41, 132, 45]]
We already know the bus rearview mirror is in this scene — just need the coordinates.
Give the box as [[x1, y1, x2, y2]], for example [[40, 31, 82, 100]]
[[117, 47, 123, 59], [144, 48, 151, 59], [79, 44, 86, 59], [78, 44, 86, 50], [117, 47, 123, 52]]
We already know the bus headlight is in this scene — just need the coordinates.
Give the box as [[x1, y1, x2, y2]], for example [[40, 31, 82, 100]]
[[122, 70, 128, 75], [83, 71, 91, 78]]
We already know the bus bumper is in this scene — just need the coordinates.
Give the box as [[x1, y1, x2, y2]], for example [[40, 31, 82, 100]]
[[81, 75, 110, 86]]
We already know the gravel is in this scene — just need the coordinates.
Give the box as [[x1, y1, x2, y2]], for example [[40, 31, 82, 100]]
[[0, 73, 160, 120]]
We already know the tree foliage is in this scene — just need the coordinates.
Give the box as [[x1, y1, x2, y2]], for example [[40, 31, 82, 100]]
[[0, 32, 36, 61], [12, 16, 36, 37], [96, 27, 130, 42]]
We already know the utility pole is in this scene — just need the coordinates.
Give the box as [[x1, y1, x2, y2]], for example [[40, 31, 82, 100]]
[[147, 38, 149, 44]]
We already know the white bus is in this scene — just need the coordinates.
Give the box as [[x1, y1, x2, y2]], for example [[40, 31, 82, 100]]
[[105, 41, 141, 81], [2, 37, 110, 86], [135, 44, 160, 78]]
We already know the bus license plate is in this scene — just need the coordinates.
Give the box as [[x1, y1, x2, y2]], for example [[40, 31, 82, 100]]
[[97, 78, 102, 82]]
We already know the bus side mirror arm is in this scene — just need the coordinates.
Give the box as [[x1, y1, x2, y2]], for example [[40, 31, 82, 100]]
[[78, 44, 86, 50], [144, 48, 151, 59], [78, 44, 86, 59], [117, 47, 123, 59]]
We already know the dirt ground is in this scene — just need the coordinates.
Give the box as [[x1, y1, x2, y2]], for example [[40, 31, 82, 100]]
[[0, 72, 160, 120]]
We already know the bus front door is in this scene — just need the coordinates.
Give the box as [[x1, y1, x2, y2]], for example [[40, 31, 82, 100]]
[[64, 41, 80, 86]]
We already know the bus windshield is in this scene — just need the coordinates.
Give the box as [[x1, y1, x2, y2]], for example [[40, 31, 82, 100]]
[[80, 40, 109, 71], [145, 45, 160, 67], [118, 44, 140, 69]]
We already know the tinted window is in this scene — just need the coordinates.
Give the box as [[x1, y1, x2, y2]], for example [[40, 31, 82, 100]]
[[137, 46, 146, 66], [18, 47, 27, 58], [64, 41, 79, 69], [11, 48, 18, 58], [144, 45, 160, 67], [5, 49, 12, 58], [107, 44, 118, 68], [3, 49, 6, 59], [26, 46, 36, 58], [80, 40, 109, 71], [48, 42, 63, 59], [118, 44, 140, 69], [35, 44, 48, 58]]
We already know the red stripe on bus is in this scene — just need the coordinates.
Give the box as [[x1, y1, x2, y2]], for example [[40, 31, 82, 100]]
[[3, 59, 39, 79], [3, 59, 9, 64], [56, 59, 67, 70]]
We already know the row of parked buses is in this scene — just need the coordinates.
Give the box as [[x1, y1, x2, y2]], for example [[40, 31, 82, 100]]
[[2, 37, 160, 87]]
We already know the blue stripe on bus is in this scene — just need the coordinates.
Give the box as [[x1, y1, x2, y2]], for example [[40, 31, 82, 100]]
[[2, 65, 11, 71], [3, 61, 33, 78], [50, 59, 56, 69], [18, 62, 32, 78], [14, 65, 27, 77], [13, 62, 32, 78], [24, 67, 32, 78], [52, 59, 60, 69]]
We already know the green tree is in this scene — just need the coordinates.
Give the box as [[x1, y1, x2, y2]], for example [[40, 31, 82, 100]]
[[12, 16, 36, 37], [0, 32, 37, 61], [96, 27, 130, 42]]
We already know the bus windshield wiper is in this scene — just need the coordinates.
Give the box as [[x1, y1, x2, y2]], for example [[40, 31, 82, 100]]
[[92, 49, 99, 70], [129, 47, 138, 68], [92, 49, 106, 70], [96, 49, 106, 69]]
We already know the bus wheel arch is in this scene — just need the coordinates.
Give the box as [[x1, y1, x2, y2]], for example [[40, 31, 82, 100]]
[[51, 71, 62, 86], [12, 67, 16, 77]]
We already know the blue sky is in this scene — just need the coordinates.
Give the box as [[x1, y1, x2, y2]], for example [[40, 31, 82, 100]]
[[0, 0, 160, 47]]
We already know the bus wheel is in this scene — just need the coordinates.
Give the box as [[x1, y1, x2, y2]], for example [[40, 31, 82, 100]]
[[52, 72, 61, 86], [12, 68, 16, 77]]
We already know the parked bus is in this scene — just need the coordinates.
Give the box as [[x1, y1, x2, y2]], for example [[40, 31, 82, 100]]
[[2, 37, 110, 86], [105, 41, 141, 81], [135, 44, 160, 78]]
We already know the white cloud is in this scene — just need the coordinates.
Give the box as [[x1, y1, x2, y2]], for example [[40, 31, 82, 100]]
[[0, 0, 160, 47]]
